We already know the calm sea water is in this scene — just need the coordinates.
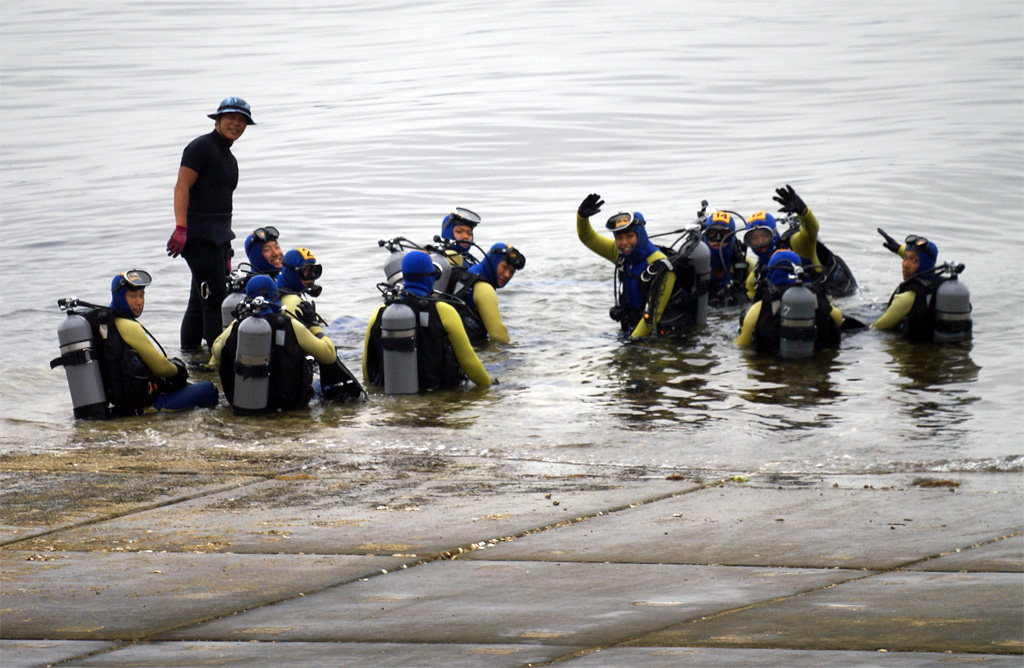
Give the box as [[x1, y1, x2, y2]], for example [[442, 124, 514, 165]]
[[2, 0, 1021, 475]]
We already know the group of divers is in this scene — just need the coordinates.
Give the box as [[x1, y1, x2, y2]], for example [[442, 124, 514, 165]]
[[53, 185, 972, 420]]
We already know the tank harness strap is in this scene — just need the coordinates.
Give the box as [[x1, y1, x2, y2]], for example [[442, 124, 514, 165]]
[[50, 347, 95, 369], [234, 358, 271, 379]]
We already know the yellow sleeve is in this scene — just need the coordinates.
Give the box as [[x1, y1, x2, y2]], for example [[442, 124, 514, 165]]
[[629, 253, 676, 339], [871, 290, 915, 330], [437, 302, 491, 387], [211, 321, 235, 367], [577, 214, 619, 263], [735, 301, 763, 347], [472, 282, 510, 344], [790, 209, 822, 271], [362, 305, 383, 382], [280, 293, 301, 317], [445, 250, 464, 267], [291, 318, 337, 364], [114, 318, 178, 378], [745, 270, 757, 301], [830, 305, 844, 328]]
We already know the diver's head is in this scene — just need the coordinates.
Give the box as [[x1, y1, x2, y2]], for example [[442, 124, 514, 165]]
[[703, 211, 736, 250], [475, 242, 526, 289], [109, 269, 152, 318], [903, 234, 938, 280], [441, 207, 481, 252], [401, 250, 437, 297], [766, 250, 802, 287], [278, 248, 322, 294], [606, 211, 648, 257], [744, 211, 779, 259], [245, 274, 281, 313], [244, 226, 283, 274]]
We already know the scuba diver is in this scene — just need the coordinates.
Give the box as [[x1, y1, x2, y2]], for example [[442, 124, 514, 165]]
[[212, 275, 338, 414], [275, 247, 363, 401], [577, 192, 679, 340], [743, 185, 857, 300], [450, 242, 524, 345], [735, 251, 843, 358], [701, 208, 750, 307], [51, 270, 219, 419], [364, 250, 491, 393], [870, 230, 971, 342], [440, 207, 482, 267]]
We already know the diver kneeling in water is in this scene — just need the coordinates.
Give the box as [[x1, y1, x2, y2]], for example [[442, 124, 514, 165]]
[[364, 250, 491, 393], [702, 210, 750, 307], [443, 242, 524, 345], [213, 275, 338, 413], [870, 231, 971, 342], [735, 251, 843, 358], [51, 270, 219, 418], [744, 185, 857, 300]]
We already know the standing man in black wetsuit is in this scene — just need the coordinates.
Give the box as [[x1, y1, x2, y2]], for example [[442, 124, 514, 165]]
[[166, 97, 255, 353]]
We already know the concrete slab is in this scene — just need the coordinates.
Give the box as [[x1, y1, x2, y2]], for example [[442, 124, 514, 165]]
[[907, 533, 1023, 573], [0, 640, 119, 668], [0, 471, 256, 544], [466, 478, 1023, 569], [550, 646, 1024, 667], [11, 458, 696, 557], [49, 640, 582, 667], [0, 549, 408, 640], [158, 560, 863, 646], [625, 570, 1024, 654]]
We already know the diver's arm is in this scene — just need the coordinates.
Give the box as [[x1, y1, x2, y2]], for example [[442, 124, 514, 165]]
[[211, 321, 234, 367], [576, 214, 619, 263], [437, 303, 491, 387], [830, 305, 844, 328], [735, 302, 763, 347], [362, 305, 383, 381], [472, 283, 510, 344], [790, 209, 822, 270], [871, 290, 915, 330], [280, 293, 301, 317], [292, 319, 337, 365], [745, 270, 757, 301], [115, 318, 178, 377]]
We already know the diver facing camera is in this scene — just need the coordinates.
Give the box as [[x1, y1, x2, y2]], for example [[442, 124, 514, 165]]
[[440, 207, 482, 267]]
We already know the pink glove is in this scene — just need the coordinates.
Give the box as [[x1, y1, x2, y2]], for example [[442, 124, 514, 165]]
[[166, 225, 187, 257]]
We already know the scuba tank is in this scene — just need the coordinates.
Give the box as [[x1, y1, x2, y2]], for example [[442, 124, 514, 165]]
[[688, 238, 711, 327], [221, 267, 252, 328], [232, 312, 273, 414], [50, 299, 107, 419], [383, 249, 407, 286], [779, 284, 817, 359], [933, 265, 972, 342], [380, 302, 418, 394]]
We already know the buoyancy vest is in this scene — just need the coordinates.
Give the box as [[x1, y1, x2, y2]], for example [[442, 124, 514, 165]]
[[889, 277, 937, 343], [84, 307, 156, 413], [752, 283, 841, 355], [219, 313, 314, 411], [708, 240, 750, 308], [366, 294, 465, 392], [439, 264, 487, 343]]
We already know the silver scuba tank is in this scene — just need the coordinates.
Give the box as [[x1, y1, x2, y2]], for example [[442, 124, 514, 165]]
[[52, 309, 108, 419], [430, 251, 451, 293], [779, 285, 816, 359], [933, 276, 972, 343], [384, 251, 407, 286], [689, 240, 711, 327], [221, 291, 245, 329], [380, 302, 419, 394], [233, 315, 273, 413]]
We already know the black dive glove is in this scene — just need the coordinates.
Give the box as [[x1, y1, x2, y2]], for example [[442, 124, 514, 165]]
[[877, 228, 901, 254], [578, 193, 604, 219], [297, 301, 319, 328], [167, 358, 189, 391], [773, 184, 807, 216]]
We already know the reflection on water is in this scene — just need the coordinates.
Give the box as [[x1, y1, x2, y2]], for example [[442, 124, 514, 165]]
[[738, 349, 842, 417]]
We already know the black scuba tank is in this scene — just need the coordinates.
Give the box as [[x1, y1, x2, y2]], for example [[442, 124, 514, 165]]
[[779, 285, 816, 359], [380, 302, 418, 394], [232, 315, 273, 414], [51, 302, 107, 419]]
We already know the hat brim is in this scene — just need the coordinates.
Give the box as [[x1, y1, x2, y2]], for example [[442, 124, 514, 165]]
[[209, 110, 256, 125]]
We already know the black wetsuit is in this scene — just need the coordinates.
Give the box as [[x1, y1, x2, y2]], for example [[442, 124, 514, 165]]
[[179, 130, 239, 350]]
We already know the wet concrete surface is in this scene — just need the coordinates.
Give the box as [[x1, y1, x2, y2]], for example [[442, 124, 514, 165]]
[[1, 448, 1020, 667]]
